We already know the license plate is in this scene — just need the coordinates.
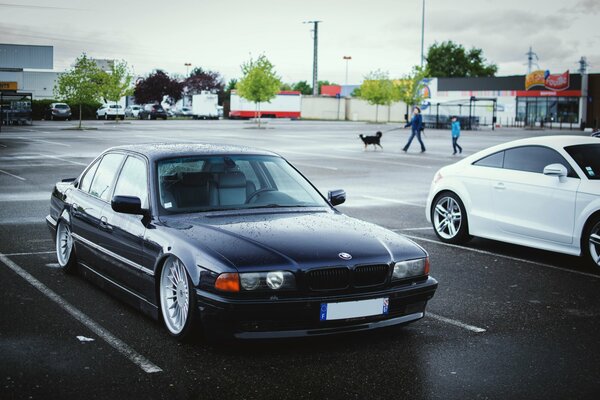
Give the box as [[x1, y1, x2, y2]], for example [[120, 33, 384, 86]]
[[320, 297, 389, 321]]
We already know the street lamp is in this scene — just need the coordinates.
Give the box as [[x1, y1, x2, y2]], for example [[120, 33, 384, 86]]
[[184, 62, 192, 77], [343, 56, 352, 85], [420, 0, 425, 67]]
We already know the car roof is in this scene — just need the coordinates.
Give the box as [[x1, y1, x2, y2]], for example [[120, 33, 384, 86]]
[[104, 143, 280, 161]]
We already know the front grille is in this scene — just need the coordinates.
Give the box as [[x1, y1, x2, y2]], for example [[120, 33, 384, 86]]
[[306, 264, 390, 291], [307, 267, 350, 291], [354, 264, 389, 287]]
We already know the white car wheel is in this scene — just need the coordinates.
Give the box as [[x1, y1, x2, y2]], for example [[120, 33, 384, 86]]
[[431, 193, 471, 244], [159, 256, 198, 340]]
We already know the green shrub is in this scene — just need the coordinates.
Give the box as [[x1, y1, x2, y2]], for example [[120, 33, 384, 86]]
[[31, 99, 102, 120]]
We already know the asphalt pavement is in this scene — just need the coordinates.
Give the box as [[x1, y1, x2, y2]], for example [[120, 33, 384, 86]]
[[1, 119, 599, 400]]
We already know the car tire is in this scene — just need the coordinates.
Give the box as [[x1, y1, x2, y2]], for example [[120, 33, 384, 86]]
[[159, 256, 199, 341], [431, 192, 472, 244], [56, 220, 77, 274], [581, 215, 600, 268]]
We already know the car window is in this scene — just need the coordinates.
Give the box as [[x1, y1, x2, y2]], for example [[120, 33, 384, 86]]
[[114, 156, 148, 208], [79, 158, 101, 193], [55, 104, 69, 109], [89, 153, 125, 201], [473, 151, 504, 168], [503, 146, 575, 176], [564, 144, 600, 180]]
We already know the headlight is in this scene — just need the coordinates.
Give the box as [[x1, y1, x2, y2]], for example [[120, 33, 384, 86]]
[[238, 271, 296, 291], [392, 257, 429, 280]]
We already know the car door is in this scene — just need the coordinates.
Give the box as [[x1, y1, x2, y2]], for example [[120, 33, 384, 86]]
[[492, 145, 580, 244], [97, 154, 150, 294], [70, 153, 125, 269]]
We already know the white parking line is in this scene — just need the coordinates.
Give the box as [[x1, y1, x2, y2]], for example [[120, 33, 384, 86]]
[[400, 227, 433, 231], [283, 150, 433, 169], [294, 162, 339, 171], [0, 169, 26, 181], [0, 144, 7, 148], [38, 153, 87, 166], [0, 252, 163, 374], [361, 195, 425, 208], [17, 137, 71, 147], [400, 233, 600, 279], [3, 250, 54, 256], [427, 312, 486, 333]]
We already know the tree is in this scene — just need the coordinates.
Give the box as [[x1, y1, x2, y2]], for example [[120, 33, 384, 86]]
[[357, 70, 396, 122], [395, 66, 430, 120], [134, 70, 183, 105], [54, 53, 104, 129], [292, 80, 312, 95], [236, 55, 282, 128], [426, 40, 498, 77], [184, 67, 225, 104], [99, 60, 134, 123]]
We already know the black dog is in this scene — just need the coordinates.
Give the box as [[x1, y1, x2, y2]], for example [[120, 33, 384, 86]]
[[359, 131, 383, 151]]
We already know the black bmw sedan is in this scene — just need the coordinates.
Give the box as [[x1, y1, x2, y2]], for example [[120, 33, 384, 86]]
[[46, 144, 438, 340]]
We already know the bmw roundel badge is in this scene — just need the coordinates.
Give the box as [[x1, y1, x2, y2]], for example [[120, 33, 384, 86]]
[[338, 252, 352, 260]]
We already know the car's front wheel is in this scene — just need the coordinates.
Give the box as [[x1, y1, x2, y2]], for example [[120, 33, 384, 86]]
[[582, 215, 600, 268], [56, 220, 77, 273], [431, 192, 471, 244], [159, 256, 199, 340]]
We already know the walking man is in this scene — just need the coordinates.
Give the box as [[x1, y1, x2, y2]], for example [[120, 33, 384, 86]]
[[451, 116, 462, 155], [403, 106, 426, 153]]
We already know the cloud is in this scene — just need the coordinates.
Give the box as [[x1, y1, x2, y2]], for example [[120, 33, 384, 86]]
[[561, 0, 600, 15]]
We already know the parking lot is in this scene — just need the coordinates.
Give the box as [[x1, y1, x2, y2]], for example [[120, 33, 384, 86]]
[[1, 119, 599, 400]]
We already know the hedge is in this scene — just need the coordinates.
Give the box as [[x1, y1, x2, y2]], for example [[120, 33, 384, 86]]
[[32, 99, 102, 120]]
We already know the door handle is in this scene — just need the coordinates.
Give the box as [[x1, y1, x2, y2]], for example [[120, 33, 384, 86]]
[[71, 203, 80, 216], [99, 216, 113, 232], [493, 182, 506, 190]]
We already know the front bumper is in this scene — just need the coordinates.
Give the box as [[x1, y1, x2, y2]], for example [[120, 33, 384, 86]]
[[196, 277, 438, 339]]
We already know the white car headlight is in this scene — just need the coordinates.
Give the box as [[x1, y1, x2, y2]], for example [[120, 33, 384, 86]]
[[392, 257, 429, 280], [239, 271, 296, 291]]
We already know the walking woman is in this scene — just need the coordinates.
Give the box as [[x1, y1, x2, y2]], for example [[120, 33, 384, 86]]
[[402, 107, 426, 153], [451, 116, 463, 155]]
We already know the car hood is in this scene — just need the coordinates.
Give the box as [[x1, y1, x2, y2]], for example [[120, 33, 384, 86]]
[[161, 211, 426, 271]]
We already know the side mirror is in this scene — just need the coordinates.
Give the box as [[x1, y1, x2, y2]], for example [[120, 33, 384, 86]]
[[543, 163, 568, 178], [111, 195, 144, 215], [328, 189, 346, 206]]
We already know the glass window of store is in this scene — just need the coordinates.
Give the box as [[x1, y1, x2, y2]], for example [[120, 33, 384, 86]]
[[516, 96, 578, 124]]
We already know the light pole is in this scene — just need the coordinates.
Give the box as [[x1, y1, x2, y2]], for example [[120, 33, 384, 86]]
[[304, 20, 322, 96], [343, 56, 352, 85], [420, 0, 425, 67], [184, 62, 192, 77]]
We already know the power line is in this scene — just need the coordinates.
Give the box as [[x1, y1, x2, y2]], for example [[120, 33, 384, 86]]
[[304, 20, 321, 96]]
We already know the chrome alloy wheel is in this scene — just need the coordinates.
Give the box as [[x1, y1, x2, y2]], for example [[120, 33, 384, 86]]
[[56, 222, 73, 268], [589, 221, 600, 267], [433, 196, 463, 240], [160, 257, 190, 335]]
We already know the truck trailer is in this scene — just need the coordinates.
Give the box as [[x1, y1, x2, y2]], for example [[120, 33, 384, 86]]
[[229, 91, 301, 119], [192, 91, 219, 119]]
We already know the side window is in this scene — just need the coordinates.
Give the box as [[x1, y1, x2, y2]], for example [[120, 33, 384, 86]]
[[89, 153, 125, 201], [113, 156, 149, 208], [503, 146, 574, 175], [473, 151, 504, 168], [79, 158, 100, 193]]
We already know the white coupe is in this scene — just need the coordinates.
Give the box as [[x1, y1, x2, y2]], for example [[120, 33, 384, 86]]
[[426, 135, 600, 268]]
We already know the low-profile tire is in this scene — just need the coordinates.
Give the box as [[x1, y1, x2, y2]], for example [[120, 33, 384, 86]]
[[431, 192, 472, 244], [582, 215, 600, 269], [159, 256, 199, 341], [56, 220, 77, 273]]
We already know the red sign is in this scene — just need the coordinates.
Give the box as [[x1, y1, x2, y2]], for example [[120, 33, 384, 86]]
[[516, 90, 580, 97], [525, 70, 570, 91]]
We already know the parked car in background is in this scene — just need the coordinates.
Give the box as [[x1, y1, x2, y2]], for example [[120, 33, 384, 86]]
[[426, 135, 600, 268], [175, 107, 193, 117], [96, 104, 125, 120], [138, 104, 168, 120], [125, 105, 142, 118], [166, 109, 175, 118], [592, 130, 600, 138], [46, 143, 437, 341], [43, 103, 72, 121]]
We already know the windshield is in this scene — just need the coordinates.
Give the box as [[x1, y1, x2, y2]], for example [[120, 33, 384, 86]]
[[565, 144, 600, 180], [157, 154, 329, 214]]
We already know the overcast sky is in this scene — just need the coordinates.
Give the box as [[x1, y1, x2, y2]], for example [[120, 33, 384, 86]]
[[1, 0, 598, 84]]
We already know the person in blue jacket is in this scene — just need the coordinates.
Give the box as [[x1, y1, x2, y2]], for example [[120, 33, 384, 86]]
[[451, 116, 463, 155], [402, 106, 426, 153]]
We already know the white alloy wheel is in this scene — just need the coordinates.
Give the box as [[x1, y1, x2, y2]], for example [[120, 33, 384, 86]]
[[56, 221, 76, 272], [587, 220, 600, 268], [160, 257, 193, 336], [433, 196, 462, 239]]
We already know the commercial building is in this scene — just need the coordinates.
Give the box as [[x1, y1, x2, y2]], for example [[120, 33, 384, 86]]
[[0, 43, 59, 99]]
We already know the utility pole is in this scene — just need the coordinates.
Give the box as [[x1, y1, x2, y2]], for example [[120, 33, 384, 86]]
[[579, 56, 589, 129], [526, 46, 538, 74], [304, 20, 322, 96], [420, 0, 425, 68]]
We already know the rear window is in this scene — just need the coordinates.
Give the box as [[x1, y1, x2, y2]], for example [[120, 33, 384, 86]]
[[109, 105, 122, 109], [55, 104, 69, 109], [564, 144, 600, 180]]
